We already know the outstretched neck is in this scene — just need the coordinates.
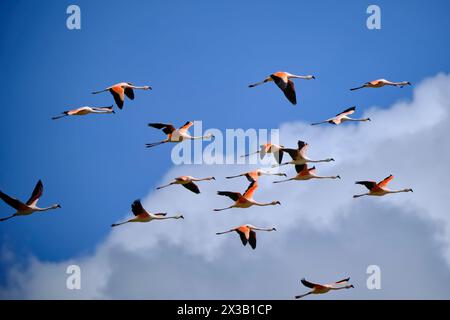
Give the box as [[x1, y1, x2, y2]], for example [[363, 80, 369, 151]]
[[390, 189, 411, 194], [347, 117, 370, 122], [37, 204, 60, 211], [289, 74, 314, 80]]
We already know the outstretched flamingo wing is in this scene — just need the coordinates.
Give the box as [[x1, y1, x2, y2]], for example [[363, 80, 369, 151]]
[[124, 86, 135, 100], [297, 140, 308, 157], [236, 229, 248, 246], [131, 199, 149, 217], [295, 164, 307, 174], [282, 148, 299, 160], [245, 171, 259, 183], [179, 121, 194, 132], [336, 106, 356, 117], [378, 175, 394, 188], [236, 226, 251, 246], [217, 191, 242, 202], [0, 191, 28, 211], [301, 278, 319, 289], [248, 230, 257, 249], [182, 182, 200, 194], [274, 148, 284, 164], [355, 181, 377, 190], [110, 86, 125, 109], [335, 277, 350, 284], [148, 123, 176, 134], [242, 181, 258, 199], [26, 180, 43, 206], [270, 74, 297, 105]]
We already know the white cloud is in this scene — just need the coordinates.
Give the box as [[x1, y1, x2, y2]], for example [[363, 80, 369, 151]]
[[1, 73, 450, 299]]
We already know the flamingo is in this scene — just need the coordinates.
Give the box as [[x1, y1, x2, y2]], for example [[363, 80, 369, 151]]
[[248, 71, 315, 105], [214, 181, 281, 212], [353, 174, 413, 198], [226, 169, 286, 183], [156, 176, 215, 194], [216, 224, 276, 250], [92, 82, 151, 109], [241, 143, 285, 164], [273, 140, 334, 168], [295, 278, 354, 299], [111, 199, 183, 227], [0, 180, 61, 222], [311, 106, 370, 126], [52, 106, 114, 120], [350, 79, 411, 91], [146, 121, 214, 148], [273, 164, 340, 183]]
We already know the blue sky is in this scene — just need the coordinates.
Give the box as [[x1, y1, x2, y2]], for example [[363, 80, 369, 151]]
[[1, 1, 450, 298]]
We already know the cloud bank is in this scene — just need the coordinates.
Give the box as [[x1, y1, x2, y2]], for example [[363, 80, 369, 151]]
[[1, 73, 450, 299]]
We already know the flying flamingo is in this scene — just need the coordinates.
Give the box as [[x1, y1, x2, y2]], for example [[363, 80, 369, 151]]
[[92, 82, 151, 109], [248, 71, 315, 105], [353, 174, 413, 198], [241, 143, 285, 164], [0, 180, 61, 222], [52, 106, 114, 120], [295, 278, 354, 299], [216, 224, 276, 249], [111, 199, 183, 227], [214, 181, 281, 211], [311, 106, 371, 125], [350, 79, 411, 91], [156, 176, 215, 194], [146, 121, 214, 148], [273, 164, 340, 183], [226, 169, 286, 183], [273, 140, 334, 168]]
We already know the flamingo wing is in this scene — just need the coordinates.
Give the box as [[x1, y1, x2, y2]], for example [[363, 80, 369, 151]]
[[274, 148, 284, 164], [110, 87, 125, 109], [282, 148, 299, 160], [148, 123, 176, 134], [182, 182, 200, 194], [335, 277, 350, 284], [271, 74, 297, 105], [378, 175, 394, 188], [259, 145, 268, 160], [179, 121, 194, 131], [124, 87, 135, 100], [248, 230, 257, 249], [283, 80, 297, 105], [217, 191, 242, 202], [245, 171, 259, 183], [236, 229, 248, 246], [301, 278, 319, 289], [297, 140, 308, 156], [295, 164, 307, 174], [242, 181, 258, 199], [355, 181, 377, 190], [26, 180, 43, 206], [0, 191, 28, 211], [336, 106, 356, 117], [131, 199, 148, 216]]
